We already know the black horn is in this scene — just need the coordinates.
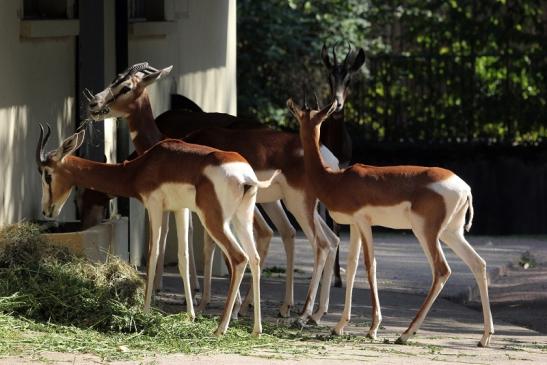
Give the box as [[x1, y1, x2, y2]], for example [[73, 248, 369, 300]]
[[332, 45, 338, 66], [36, 123, 44, 166]]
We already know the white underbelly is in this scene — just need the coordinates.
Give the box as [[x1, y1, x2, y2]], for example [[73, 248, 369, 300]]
[[149, 183, 197, 211], [255, 169, 285, 203], [330, 201, 413, 229]]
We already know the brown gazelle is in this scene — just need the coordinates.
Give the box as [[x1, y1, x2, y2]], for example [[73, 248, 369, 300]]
[[287, 98, 494, 346], [87, 63, 340, 324], [36, 124, 276, 336]]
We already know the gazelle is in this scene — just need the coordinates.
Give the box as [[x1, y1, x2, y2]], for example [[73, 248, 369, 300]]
[[287, 98, 494, 347], [36, 125, 275, 336], [320, 43, 365, 287], [87, 63, 340, 324]]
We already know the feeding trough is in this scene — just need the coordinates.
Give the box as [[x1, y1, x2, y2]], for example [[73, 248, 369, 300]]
[[39, 217, 129, 262]]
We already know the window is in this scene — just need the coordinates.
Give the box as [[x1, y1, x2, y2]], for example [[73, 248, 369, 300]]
[[128, 0, 165, 22], [23, 0, 78, 20]]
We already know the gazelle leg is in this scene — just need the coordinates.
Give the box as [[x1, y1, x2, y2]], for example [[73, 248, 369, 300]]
[[310, 213, 339, 324], [174, 208, 195, 319], [262, 201, 296, 317], [201, 220, 248, 336], [441, 229, 494, 347], [153, 211, 170, 292], [197, 231, 215, 313], [233, 195, 263, 336], [332, 224, 361, 335], [144, 204, 163, 311], [240, 207, 272, 316], [285, 198, 331, 324], [356, 220, 382, 339], [187, 214, 200, 294], [396, 215, 451, 344]]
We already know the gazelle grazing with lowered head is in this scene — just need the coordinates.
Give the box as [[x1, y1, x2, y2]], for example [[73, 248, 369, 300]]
[[87, 63, 341, 324], [287, 98, 494, 347], [36, 124, 276, 336]]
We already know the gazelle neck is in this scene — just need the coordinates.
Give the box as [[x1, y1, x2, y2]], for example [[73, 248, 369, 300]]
[[126, 89, 163, 154], [299, 124, 334, 185], [62, 156, 140, 199], [320, 109, 351, 164]]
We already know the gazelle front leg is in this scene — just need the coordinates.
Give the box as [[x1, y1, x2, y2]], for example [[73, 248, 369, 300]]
[[332, 224, 361, 335], [261, 201, 296, 317], [357, 220, 382, 339], [143, 203, 163, 311], [152, 211, 170, 292], [174, 208, 195, 320], [197, 231, 215, 313]]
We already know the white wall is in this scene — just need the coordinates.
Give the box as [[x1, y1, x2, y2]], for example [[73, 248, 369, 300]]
[[127, 0, 237, 266], [0, 0, 77, 226]]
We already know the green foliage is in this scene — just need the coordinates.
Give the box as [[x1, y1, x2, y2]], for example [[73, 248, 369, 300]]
[[237, 0, 546, 144]]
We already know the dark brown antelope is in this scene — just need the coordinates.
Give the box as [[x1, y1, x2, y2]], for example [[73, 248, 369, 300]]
[[320, 43, 366, 288], [36, 124, 276, 336], [87, 63, 340, 325], [287, 98, 494, 346]]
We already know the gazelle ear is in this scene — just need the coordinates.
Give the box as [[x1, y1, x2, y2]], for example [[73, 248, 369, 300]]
[[287, 98, 303, 121], [52, 130, 85, 161], [349, 48, 365, 73], [311, 99, 337, 125], [140, 66, 173, 87]]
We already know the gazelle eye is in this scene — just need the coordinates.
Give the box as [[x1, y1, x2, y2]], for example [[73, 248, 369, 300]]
[[44, 173, 52, 184], [120, 85, 131, 94]]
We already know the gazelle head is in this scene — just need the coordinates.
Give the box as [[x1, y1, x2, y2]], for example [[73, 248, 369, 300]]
[[36, 124, 85, 218], [287, 97, 338, 132], [86, 62, 172, 120], [321, 43, 365, 112]]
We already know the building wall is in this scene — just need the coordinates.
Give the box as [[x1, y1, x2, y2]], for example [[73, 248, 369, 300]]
[[0, 0, 77, 226], [0, 0, 237, 237], [127, 0, 237, 266]]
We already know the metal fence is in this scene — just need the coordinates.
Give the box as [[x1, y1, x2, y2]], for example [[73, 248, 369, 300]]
[[348, 52, 546, 144]]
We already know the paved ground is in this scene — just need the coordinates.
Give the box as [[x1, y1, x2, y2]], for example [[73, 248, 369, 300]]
[[3, 232, 546, 364]]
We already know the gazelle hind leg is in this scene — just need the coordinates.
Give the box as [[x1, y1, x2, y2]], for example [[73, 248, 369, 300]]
[[396, 214, 451, 344], [240, 207, 272, 317], [233, 204, 263, 335], [310, 213, 339, 324], [201, 220, 248, 336], [261, 201, 296, 317], [356, 220, 382, 339], [174, 209, 195, 319], [440, 229, 494, 347], [143, 204, 163, 311], [187, 214, 200, 294], [332, 224, 361, 335]]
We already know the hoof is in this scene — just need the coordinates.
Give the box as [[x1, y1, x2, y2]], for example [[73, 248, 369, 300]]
[[278, 305, 291, 318], [331, 328, 342, 336], [395, 336, 408, 345], [307, 317, 319, 326], [366, 332, 377, 340], [213, 328, 225, 337], [252, 330, 262, 337], [291, 318, 307, 329]]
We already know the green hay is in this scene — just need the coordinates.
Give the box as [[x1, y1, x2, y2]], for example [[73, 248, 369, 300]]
[[0, 223, 369, 361], [0, 222, 151, 332]]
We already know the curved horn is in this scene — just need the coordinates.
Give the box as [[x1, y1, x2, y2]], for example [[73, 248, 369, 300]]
[[314, 92, 321, 110], [332, 45, 337, 66], [303, 84, 309, 110], [343, 41, 354, 67], [36, 124, 44, 166]]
